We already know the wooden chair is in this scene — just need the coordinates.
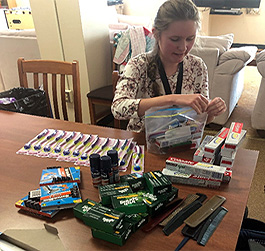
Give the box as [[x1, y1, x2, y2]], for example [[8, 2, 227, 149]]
[[87, 70, 121, 128], [17, 57, 82, 123]]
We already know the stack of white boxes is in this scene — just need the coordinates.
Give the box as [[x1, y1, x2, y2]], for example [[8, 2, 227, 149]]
[[220, 122, 246, 169], [193, 122, 246, 169], [194, 127, 230, 165]]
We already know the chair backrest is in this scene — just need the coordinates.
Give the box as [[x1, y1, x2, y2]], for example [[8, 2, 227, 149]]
[[112, 70, 120, 93], [112, 70, 123, 129], [17, 57, 82, 123]]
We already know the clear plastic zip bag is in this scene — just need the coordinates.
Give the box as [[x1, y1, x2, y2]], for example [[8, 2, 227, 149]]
[[145, 105, 207, 154]]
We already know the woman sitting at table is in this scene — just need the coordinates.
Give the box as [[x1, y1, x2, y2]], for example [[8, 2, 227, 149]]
[[111, 0, 226, 133]]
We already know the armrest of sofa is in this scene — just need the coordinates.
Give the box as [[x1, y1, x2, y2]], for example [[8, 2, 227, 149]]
[[256, 49, 265, 77], [217, 46, 257, 74]]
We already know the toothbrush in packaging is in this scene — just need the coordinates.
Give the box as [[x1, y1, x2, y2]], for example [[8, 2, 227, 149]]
[[56, 132, 83, 162], [38, 130, 66, 158], [16, 128, 49, 155], [131, 145, 145, 175]]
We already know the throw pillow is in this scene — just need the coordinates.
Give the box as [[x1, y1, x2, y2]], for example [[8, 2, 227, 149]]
[[219, 46, 257, 65], [194, 33, 234, 54]]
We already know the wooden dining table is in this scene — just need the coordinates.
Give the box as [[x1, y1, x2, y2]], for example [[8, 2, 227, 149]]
[[0, 110, 259, 250]]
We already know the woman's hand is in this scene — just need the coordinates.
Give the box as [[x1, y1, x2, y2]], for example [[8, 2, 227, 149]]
[[206, 97, 227, 117], [172, 94, 209, 114]]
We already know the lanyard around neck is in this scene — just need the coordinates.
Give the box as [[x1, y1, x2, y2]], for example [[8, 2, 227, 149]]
[[157, 57, 183, 95]]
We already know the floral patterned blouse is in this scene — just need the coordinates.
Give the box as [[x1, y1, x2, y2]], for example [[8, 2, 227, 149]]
[[111, 52, 209, 133]]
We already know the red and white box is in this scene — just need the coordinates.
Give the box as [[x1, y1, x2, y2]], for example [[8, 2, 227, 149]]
[[204, 127, 229, 154], [193, 135, 214, 162], [201, 156, 215, 164], [220, 151, 237, 168], [224, 122, 244, 150], [166, 157, 228, 182], [162, 168, 222, 189]]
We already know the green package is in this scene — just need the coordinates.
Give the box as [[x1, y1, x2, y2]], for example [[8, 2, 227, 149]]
[[99, 182, 133, 206], [111, 193, 147, 215], [82, 204, 125, 234], [92, 221, 133, 246], [73, 198, 98, 220], [143, 170, 172, 196], [125, 213, 149, 232], [120, 173, 146, 192], [140, 186, 178, 216]]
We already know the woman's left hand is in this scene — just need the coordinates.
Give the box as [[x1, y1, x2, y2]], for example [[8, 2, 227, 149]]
[[206, 97, 227, 117]]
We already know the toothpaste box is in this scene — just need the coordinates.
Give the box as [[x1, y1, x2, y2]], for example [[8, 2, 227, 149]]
[[143, 171, 172, 196], [82, 204, 125, 234], [204, 127, 229, 154], [166, 157, 227, 181], [193, 135, 214, 162], [99, 182, 133, 206], [222, 170, 232, 183], [201, 156, 215, 164], [220, 152, 236, 168], [224, 122, 244, 149], [162, 168, 222, 189], [111, 193, 147, 215], [224, 128, 246, 150], [91, 221, 133, 246]]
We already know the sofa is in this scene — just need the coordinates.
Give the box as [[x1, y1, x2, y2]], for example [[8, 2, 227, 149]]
[[0, 29, 40, 92], [190, 34, 257, 125], [251, 49, 265, 135]]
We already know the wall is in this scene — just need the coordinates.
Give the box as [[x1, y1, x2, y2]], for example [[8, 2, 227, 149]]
[[208, 1, 265, 44], [30, 0, 111, 123], [123, 0, 265, 44]]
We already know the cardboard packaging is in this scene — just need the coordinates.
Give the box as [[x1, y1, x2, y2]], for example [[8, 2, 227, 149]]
[[98, 182, 133, 206], [204, 127, 229, 154], [193, 135, 214, 162], [111, 194, 147, 215], [0, 224, 65, 251], [91, 221, 133, 246], [143, 170, 172, 196], [166, 157, 227, 181], [82, 204, 125, 234], [162, 168, 222, 189]]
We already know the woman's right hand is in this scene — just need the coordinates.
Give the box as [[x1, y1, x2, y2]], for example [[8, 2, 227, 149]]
[[172, 94, 209, 114]]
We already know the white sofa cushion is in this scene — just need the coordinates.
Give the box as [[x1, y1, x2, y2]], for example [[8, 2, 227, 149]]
[[215, 59, 245, 75], [219, 46, 257, 65], [194, 33, 234, 55]]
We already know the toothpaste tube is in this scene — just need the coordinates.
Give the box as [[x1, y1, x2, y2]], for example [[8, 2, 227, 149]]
[[166, 157, 228, 181], [193, 135, 214, 162], [204, 127, 229, 154]]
